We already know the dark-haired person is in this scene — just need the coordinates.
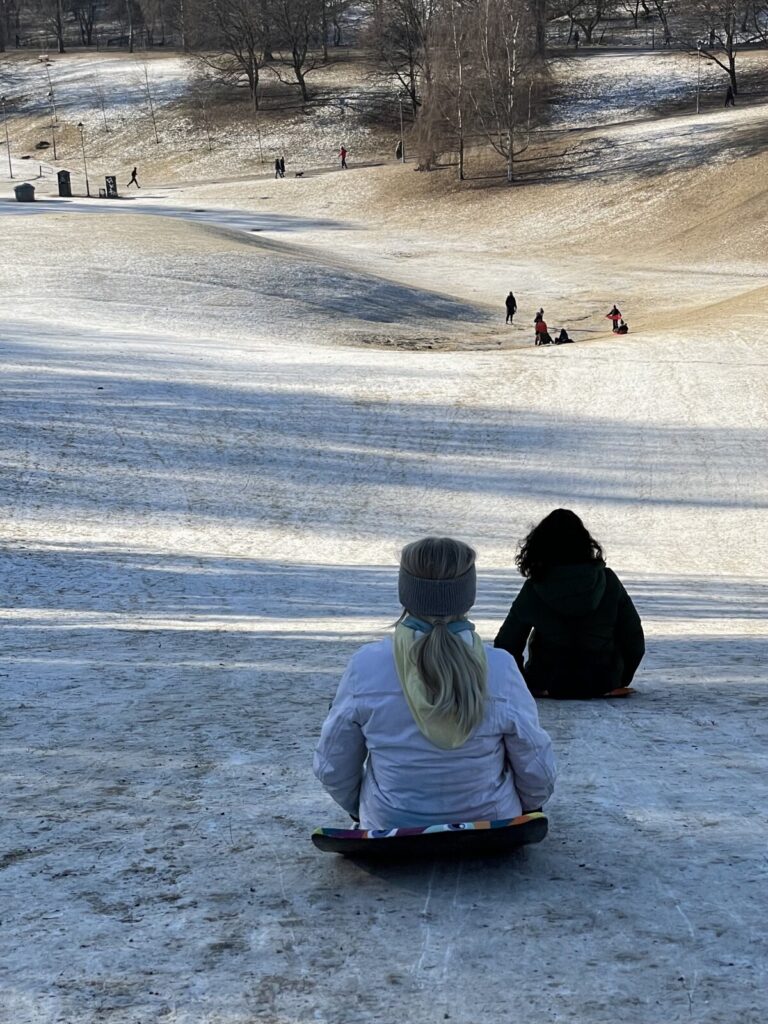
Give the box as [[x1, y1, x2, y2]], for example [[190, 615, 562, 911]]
[[494, 510, 645, 699]]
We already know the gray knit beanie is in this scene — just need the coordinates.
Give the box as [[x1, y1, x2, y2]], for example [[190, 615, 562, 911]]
[[398, 563, 477, 619]]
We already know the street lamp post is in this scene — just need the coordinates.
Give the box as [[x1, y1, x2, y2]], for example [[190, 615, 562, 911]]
[[1, 96, 12, 179], [696, 42, 702, 115], [77, 121, 90, 197], [398, 94, 405, 163]]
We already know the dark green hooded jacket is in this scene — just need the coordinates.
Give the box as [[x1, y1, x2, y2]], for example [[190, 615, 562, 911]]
[[494, 563, 645, 698]]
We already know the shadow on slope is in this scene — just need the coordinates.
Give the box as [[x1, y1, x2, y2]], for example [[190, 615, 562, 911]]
[[1, 327, 766, 534]]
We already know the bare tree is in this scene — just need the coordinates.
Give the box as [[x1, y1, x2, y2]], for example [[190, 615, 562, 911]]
[[683, 0, 755, 94], [365, 0, 435, 114], [93, 71, 110, 130], [37, 0, 66, 51], [570, 0, 613, 41], [649, 0, 673, 45], [469, 0, 541, 182], [139, 0, 167, 43], [189, 72, 217, 149], [191, 0, 270, 110], [270, 0, 323, 101], [424, 0, 470, 177], [140, 59, 160, 139], [71, 0, 96, 44]]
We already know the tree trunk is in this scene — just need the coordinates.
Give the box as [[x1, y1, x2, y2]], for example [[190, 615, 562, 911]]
[[295, 62, 309, 101], [249, 56, 260, 110], [56, 0, 65, 53], [532, 0, 546, 58]]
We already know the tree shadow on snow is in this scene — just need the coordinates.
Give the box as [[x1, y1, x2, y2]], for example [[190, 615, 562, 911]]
[[0, 327, 765, 539]]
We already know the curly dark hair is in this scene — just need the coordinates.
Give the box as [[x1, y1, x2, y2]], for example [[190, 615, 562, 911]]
[[515, 509, 604, 581]]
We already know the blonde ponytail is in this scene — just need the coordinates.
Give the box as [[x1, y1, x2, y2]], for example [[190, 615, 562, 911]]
[[399, 538, 487, 736]]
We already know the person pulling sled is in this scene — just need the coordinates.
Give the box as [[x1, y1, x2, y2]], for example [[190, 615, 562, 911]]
[[606, 304, 622, 331]]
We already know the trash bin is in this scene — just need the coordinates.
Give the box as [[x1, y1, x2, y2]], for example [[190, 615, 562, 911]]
[[105, 175, 118, 199], [14, 182, 35, 202], [57, 169, 72, 198]]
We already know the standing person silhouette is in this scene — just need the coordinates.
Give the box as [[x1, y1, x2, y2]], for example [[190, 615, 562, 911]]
[[127, 167, 140, 189], [505, 291, 517, 324], [339, 145, 348, 169]]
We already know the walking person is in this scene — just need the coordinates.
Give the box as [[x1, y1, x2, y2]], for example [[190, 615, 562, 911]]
[[505, 291, 517, 324], [494, 509, 645, 699], [339, 145, 348, 169], [574, 29, 580, 49], [127, 166, 140, 189], [279, 156, 286, 177], [314, 537, 556, 829]]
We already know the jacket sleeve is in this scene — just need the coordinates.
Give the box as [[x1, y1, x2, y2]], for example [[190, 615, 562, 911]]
[[313, 659, 367, 819], [501, 671, 557, 811], [613, 575, 645, 684], [494, 589, 532, 676]]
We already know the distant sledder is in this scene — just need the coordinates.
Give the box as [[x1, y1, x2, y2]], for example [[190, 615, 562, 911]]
[[534, 312, 574, 346], [534, 309, 553, 345], [606, 304, 622, 331]]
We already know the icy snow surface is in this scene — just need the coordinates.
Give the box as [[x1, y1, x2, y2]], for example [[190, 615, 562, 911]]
[[1, 90, 768, 1024]]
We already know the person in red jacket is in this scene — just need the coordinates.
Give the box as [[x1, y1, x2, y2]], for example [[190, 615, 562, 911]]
[[606, 304, 622, 331], [535, 316, 552, 346], [339, 145, 348, 169]]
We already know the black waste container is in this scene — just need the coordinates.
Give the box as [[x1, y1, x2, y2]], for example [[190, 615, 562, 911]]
[[57, 169, 72, 198], [14, 182, 35, 202], [105, 175, 118, 199]]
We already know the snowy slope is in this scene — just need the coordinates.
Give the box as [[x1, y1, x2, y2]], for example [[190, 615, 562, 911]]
[[1, 89, 768, 1024]]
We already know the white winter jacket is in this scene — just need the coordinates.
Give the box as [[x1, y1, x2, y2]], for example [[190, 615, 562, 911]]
[[313, 637, 556, 830]]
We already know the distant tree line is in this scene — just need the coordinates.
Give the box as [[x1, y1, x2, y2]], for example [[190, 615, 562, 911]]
[[3, 0, 766, 175], [362, 0, 548, 179], [0, 0, 185, 53]]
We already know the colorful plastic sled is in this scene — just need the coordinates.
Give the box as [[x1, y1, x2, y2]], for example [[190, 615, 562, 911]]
[[311, 811, 548, 858]]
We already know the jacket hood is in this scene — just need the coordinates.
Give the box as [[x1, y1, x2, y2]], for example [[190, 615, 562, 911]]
[[532, 562, 607, 616]]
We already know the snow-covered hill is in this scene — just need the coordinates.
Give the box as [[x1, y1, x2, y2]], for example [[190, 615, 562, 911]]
[[1, 53, 767, 1024]]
